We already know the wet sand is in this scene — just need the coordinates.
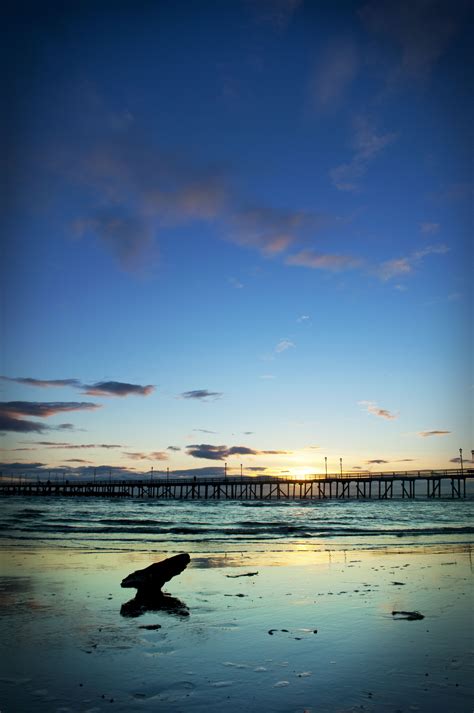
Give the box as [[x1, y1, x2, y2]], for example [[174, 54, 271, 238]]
[[0, 545, 472, 712]]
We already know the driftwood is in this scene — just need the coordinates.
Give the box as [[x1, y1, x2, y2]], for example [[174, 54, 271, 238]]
[[392, 610, 424, 620], [120, 553, 191, 618], [121, 553, 190, 591], [120, 591, 189, 618]]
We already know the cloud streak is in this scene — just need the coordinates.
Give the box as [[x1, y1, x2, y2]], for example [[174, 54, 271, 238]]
[[286, 251, 362, 271], [1, 376, 155, 398], [82, 381, 154, 397], [181, 390, 223, 401], [275, 339, 295, 354], [123, 451, 168, 461], [375, 244, 449, 281], [330, 116, 397, 191], [185, 443, 292, 461], [310, 39, 359, 110], [359, 401, 398, 420], [0, 402, 100, 434], [417, 430, 451, 438]]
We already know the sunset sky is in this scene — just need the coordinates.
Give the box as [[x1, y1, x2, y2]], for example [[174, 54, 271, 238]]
[[1, 0, 472, 478]]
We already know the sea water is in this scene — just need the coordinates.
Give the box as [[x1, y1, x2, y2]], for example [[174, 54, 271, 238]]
[[0, 496, 472, 553]]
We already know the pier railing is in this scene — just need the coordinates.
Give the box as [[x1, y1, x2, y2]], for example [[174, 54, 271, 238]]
[[0, 468, 471, 499]]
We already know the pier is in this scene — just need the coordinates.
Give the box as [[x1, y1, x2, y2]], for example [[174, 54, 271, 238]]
[[0, 469, 470, 500]]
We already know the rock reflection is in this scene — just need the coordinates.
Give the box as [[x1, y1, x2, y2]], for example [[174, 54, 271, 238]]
[[120, 591, 189, 618]]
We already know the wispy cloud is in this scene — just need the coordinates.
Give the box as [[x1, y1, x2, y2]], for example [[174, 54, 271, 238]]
[[181, 389, 223, 401], [359, 400, 398, 420], [310, 39, 359, 110], [123, 451, 168, 461], [24, 441, 123, 449], [330, 116, 397, 191], [275, 339, 295, 353], [417, 430, 451, 438], [1, 376, 81, 389], [228, 206, 325, 257], [228, 277, 244, 289], [297, 315, 310, 323], [420, 222, 440, 235], [185, 443, 292, 461], [360, 0, 465, 79], [64, 458, 94, 464], [167, 445, 181, 452], [286, 251, 362, 271], [366, 459, 389, 464], [376, 244, 449, 281], [0, 402, 100, 434]]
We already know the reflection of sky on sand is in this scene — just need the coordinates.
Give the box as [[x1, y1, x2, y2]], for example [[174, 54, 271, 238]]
[[1, 546, 473, 712]]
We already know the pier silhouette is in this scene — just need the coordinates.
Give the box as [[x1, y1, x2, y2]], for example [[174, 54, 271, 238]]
[[0, 469, 470, 500]]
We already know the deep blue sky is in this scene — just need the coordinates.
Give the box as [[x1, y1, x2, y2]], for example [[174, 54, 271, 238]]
[[1, 0, 472, 477]]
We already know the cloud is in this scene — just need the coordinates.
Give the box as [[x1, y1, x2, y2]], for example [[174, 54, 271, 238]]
[[366, 459, 389, 464], [51, 93, 342, 276], [286, 251, 362, 271], [360, 0, 465, 78], [228, 277, 244, 289], [275, 339, 295, 353], [228, 206, 326, 257], [0, 402, 100, 434], [1, 376, 81, 388], [23, 441, 123, 449], [310, 39, 359, 110], [297, 315, 310, 323], [420, 222, 440, 234], [193, 429, 217, 434], [260, 374, 276, 380], [185, 443, 292, 460], [167, 445, 181, 452], [181, 389, 223, 401], [185, 444, 230, 460], [359, 400, 398, 420], [81, 381, 154, 397], [64, 458, 94, 464], [0, 415, 48, 434], [1, 376, 155, 397], [2, 402, 100, 418], [330, 116, 397, 191], [248, 0, 302, 30], [376, 244, 449, 281], [450, 456, 474, 464], [123, 451, 168, 461], [260, 450, 292, 455], [417, 430, 451, 438], [0, 461, 47, 472]]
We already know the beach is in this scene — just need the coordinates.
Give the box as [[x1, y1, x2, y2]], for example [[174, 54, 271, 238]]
[[0, 498, 472, 712]]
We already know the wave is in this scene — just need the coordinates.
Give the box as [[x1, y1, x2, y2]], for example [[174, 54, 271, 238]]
[[3, 521, 473, 538]]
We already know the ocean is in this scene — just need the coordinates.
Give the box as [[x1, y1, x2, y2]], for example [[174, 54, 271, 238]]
[[1, 496, 473, 553]]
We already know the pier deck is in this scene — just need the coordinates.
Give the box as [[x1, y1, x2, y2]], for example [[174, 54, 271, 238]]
[[0, 469, 471, 500]]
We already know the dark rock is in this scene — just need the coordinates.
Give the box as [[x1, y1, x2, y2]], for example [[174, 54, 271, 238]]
[[121, 553, 190, 592]]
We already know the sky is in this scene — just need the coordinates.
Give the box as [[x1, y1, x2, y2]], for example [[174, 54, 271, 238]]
[[1, 0, 472, 479]]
